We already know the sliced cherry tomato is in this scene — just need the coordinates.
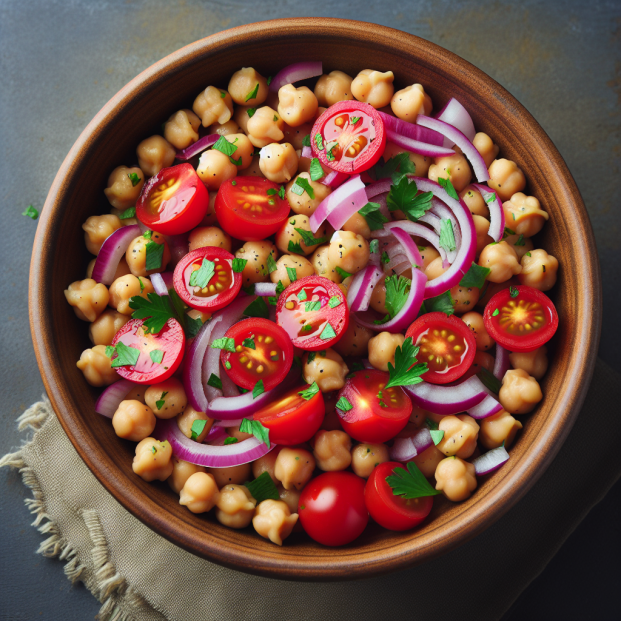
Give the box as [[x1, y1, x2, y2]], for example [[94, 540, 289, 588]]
[[136, 164, 209, 235], [173, 247, 241, 312], [111, 318, 184, 385], [364, 461, 434, 531], [310, 101, 386, 174], [253, 384, 324, 445], [336, 370, 411, 443], [298, 472, 368, 546], [405, 312, 476, 384], [483, 285, 558, 353], [275, 276, 349, 351], [220, 318, 293, 391], [214, 176, 290, 241]]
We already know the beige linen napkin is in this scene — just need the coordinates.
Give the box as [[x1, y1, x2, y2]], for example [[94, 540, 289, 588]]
[[2, 358, 620, 621]]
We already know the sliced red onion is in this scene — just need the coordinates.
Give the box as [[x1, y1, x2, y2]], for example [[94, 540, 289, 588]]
[[347, 265, 383, 312], [254, 282, 278, 297], [471, 444, 510, 476], [466, 394, 504, 419], [493, 344, 511, 380], [377, 111, 444, 146], [419, 211, 442, 233], [386, 130, 455, 158], [365, 178, 393, 198], [389, 426, 433, 462], [435, 98, 476, 143], [94, 379, 138, 418], [150, 271, 174, 296], [182, 317, 218, 412], [269, 61, 323, 92], [404, 375, 489, 415], [373, 220, 448, 265], [213, 418, 243, 428], [205, 425, 227, 443], [91, 225, 141, 285], [156, 419, 273, 468], [321, 170, 350, 189], [167, 233, 189, 267], [176, 134, 219, 161], [471, 183, 505, 242], [301, 145, 313, 159], [362, 359, 374, 369], [412, 426, 434, 453], [309, 175, 366, 233], [219, 362, 240, 398]]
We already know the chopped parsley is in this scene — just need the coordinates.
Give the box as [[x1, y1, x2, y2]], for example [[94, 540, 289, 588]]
[[224, 437, 238, 445], [275, 280, 285, 295], [485, 192, 497, 204], [335, 266, 351, 280], [509, 285, 519, 298], [297, 288, 308, 301], [243, 335, 256, 350], [336, 396, 353, 412], [387, 176, 433, 221], [245, 83, 259, 102], [266, 75, 272, 86], [244, 471, 279, 503], [246, 107, 256, 118], [145, 241, 164, 271], [385, 337, 428, 389], [149, 349, 164, 364], [351, 361, 365, 372], [252, 379, 264, 399], [526, 251, 532, 257], [108, 341, 140, 368], [370, 239, 379, 254], [212, 135, 241, 165], [419, 291, 455, 317], [185, 314, 203, 339], [190, 419, 207, 441], [129, 293, 178, 334], [286, 267, 298, 282], [477, 367, 502, 394], [350, 116, 361, 124], [290, 176, 315, 199], [430, 429, 445, 445], [139, 277, 145, 293], [298, 382, 320, 401], [459, 263, 491, 289], [207, 374, 223, 390], [232, 258, 247, 273], [328, 296, 342, 308], [265, 253, 278, 275], [492, 308, 500, 317], [309, 158, 324, 181], [22, 205, 39, 220], [211, 337, 236, 352], [189, 259, 215, 289], [273, 114, 279, 122], [372, 153, 416, 184], [305, 300, 321, 312], [514, 234, 526, 247], [315, 134, 324, 151], [437, 177, 459, 200], [224, 360, 231, 370], [358, 201, 389, 231], [307, 351, 316, 363], [503, 227, 516, 238], [155, 391, 168, 410], [385, 462, 441, 499], [302, 134, 311, 147], [239, 417, 270, 447], [320, 323, 337, 340], [128, 172, 142, 187], [375, 275, 410, 324], [381, 251, 390, 264], [288, 240, 304, 254], [300, 324, 313, 333], [220, 90, 227, 98], [119, 206, 136, 219], [439, 219, 456, 252], [295, 228, 329, 247]]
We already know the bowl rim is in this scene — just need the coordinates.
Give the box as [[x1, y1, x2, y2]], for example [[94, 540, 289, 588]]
[[29, 17, 602, 580]]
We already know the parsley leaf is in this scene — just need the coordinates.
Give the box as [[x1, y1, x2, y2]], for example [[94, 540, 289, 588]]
[[110, 341, 140, 368], [288, 240, 304, 254], [239, 417, 270, 447], [244, 471, 279, 503], [145, 241, 164, 271], [105, 346, 115, 358], [307, 351, 317, 363], [298, 382, 320, 400], [315, 134, 324, 151], [185, 315, 203, 338], [350, 116, 361, 125], [252, 380, 264, 399], [139, 277, 145, 293], [305, 300, 321, 312], [372, 153, 416, 184], [386, 176, 433, 221], [302, 134, 311, 147], [297, 289, 308, 301], [430, 429, 445, 445], [503, 227, 516, 238], [247, 107, 256, 118], [358, 202, 389, 231], [119, 206, 136, 219], [155, 391, 168, 410], [336, 396, 353, 412], [485, 192, 497, 204], [437, 177, 459, 200], [320, 323, 336, 340], [150, 349, 164, 364], [245, 83, 259, 102], [328, 296, 341, 308], [335, 266, 351, 280], [385, 337, 428, 389], [509, 285, 519, 298], [212, 135, 241, 164], [385, 462, 441, 499], [381, 251, 390, 264], [295, 228, 329, 247], [375, 275, 410, 324], [224, 436, 238, 445], [439, 219, 456, 252], [211, 337, 236, 352], [129, 293, 177, 334], [190, 419, 207, 441], [22, 205, 39, 220], [492, 308, 500, 317], [265, 253, 278, 275], [286, 267, 298, 282], [370, 239, 379, 254], [291, 176, 315, 199], [309, 158, 324, 181], [425, 417, 439, 431], [128, 172, 142, 187], [243, 335, 256, 350], [459, 263, 490, 289], [420, 291, 455, 316], [275, 280, 285, 295], [232, 258, 247, 273], [273, 114, 279, 122], [514, 234, 526, 246], [477, 367, 502, 394], [189, 259, 215, 289], [207, 374, 223, 390]]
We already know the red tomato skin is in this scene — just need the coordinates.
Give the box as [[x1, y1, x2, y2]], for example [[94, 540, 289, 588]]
[[298, 472, 369, 546], [111, 318, 185, 385], [365, 462, 434, 531], [136, 164, 209, 236], [214, 177, 290, 241]]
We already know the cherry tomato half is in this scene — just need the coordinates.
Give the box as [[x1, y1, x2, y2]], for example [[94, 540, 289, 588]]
[[253, 384, 324, 445], [365, 462, 434, 531], [275, 276, 349, 351], [310, 101, 386, 174], [405, 312, 476, 384], [173, 247, 241, 312], [111, 318, 185, 385], [483, 285, 558, 353], [220, 318, 294, 391], [298, 471, 369, 546], [215, 176, 290, 241], [136, 164, 209, 235], [336, 370, 412, 443]]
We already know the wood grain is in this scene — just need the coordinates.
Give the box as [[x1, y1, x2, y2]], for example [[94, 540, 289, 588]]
[[29, 18, 602, 580]]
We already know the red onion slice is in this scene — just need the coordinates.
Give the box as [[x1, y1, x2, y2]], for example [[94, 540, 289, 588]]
[[471, 183, 505, 242], [253, 282, 278, 297], [471, 444, 510, 475], [91, 225, 141, 285], [466, 394, 504, 419], [205, 425, 228, 443], [385, 130, 455, 158], [404, 375, 488, 415], [301, 145, 313, 159], [176, 134, 219, 161], [219, 361, 240, 398], [389, 426, 433, 461], [347, 265, 383, 312], [150, 271, 174, 296], [94, 379, 138, 418], [435, 98, 477, 143], [493, 344, 511, 380], [213, 418, 243, 428], [309, 175, 366, 233], [365, 178, 393, 199], [321, 171, 350, 189], [182, 317, 218, 412], [377, 111, 444, 146], [391, 226, 423, 268], [374, 221, 448, 266], [269, 61, 323, 92]]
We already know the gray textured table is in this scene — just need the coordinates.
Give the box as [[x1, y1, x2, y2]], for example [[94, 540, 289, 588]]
[[1, 1, 619, 619]]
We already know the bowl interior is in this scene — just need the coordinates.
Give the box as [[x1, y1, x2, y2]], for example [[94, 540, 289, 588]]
[[30, 18, 601, 580]]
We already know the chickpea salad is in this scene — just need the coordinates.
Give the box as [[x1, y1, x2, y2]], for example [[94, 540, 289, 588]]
[[66, 61, 559, 547]]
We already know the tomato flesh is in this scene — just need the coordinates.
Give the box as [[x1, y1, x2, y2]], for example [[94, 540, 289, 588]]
[[336, 370, 411, 443], [136, 164, 209, 235], [220, 318, 293, 391], [298, 472, 368, 546], [173, 247, 241, 312], [484, 285, 558, 353], [253, 384, 324, 445], [365, 462, 434, 531], [405, 312, 476, 384], [275, 276, 349, 351], [215, 176, 290, 241], [111, 318, 185, 385]]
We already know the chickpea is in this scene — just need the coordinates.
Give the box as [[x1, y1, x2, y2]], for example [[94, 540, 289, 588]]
[[310, 245, 340, 283], [132, 438, 174, 482], [435, 456, 477, 501], [206, 463, 252, 488], [192, 86, 234, 127], [178, 472, 220, 513], [424, 256, 446, 281], [509, 346, 548, 380], [163, 109, 200, 150], [328, 230, 370, 276], [108, 275, 153, 315], [104, 166, 145, 210], [176, 406, 212, 443], [351, 443, 390, 478], [274, 448, 315, 491], [65, 278, 109, 322], [488, 159, 526, 202], [286, 172, 331, 217], [502, 233, 534, 260], [112, 400, 156, 442], [503, 193, 549, 238], [88, 309, 129, 346], [199, 192, 219, 227], [518, 249, 558, 291], [499, 368, 543, 414], [214, 484, 256, 529], [314, 71, 354, 107], [275, 85, 317, 127], [82, 214, 122, 256], [479, 409, 523, 450], [233, 105, 253, 135], [369, 276, 388, 314], [168, 458, 206, 494], [252, 499, 298, 546], [219, 133, 253, 171], [145, 378, 187, 419], [312, 429, 352, 471], [246, 106, 285, 148], [368, 332, 406, 372], [125, 233, 171, 278], [473, 132, 499, 168], [235, 240, 278, 286], [351, 69, 395, 108], [390, 83, 432, 122], [86, 256, 130, 281], [188, 226, 232, 252], [259, 142, 299, 183], [270, 254, 314, 288], [382, 141, 431, 177], [436, 415, 479, 458], [241, 153, 265, 177], [252, 449, 281, 486], [418, 246, 441, 271], [450, 284, 479, 313], [228, 67, 269, 106], [76, 345, 117, 386], [125, 385, 146, 403], [428, 152, 472, 193], [470, 214, 492, 258], [196, 149, 237, 191], [460, 185, 489, 218], [461, 312, 493, 351], [333, 320, 372, 358], [303, 349, 349, 393], [411, 444, 445, 478], [278, 486, 302, 516], [408, 404, 430, 428], [478, 241, 522, 283], [276, 214, 327, 256], [208, 119, 240, 136], [342, 212, 371, 240], [283, 121, 314, 151], [136, 135, 176, 178]]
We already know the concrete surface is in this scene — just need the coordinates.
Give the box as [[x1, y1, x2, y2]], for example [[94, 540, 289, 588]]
[[0, 0, 619, 619]]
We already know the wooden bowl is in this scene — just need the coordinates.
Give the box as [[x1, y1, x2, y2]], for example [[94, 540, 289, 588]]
[[29, 18, 602, 580]]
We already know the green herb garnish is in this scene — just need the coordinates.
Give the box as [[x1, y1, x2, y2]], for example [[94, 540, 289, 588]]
[[309, 158, 324, 181], [150, 349, 164, 364], [385, 337, 427, 389], [239, 417, 270, 447], [459, 263, 491, 289], [22, 205, 39, 220], [110, 341, 140, 368], [298, 382, 320, 401], [211, 337, 236, 352], [358, 202, 389, 231], [336, 396, 353, 412], [245, 83, 259, 102], [189, 259, 215, 289], [385, 462, 441, 499], [232, 258, 247, 273], [244, 471, 279, 503]]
